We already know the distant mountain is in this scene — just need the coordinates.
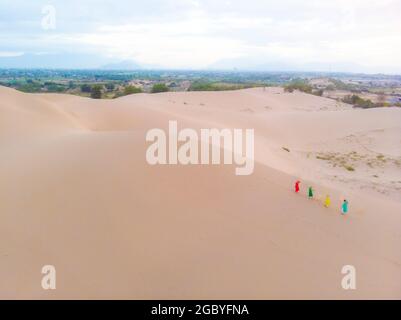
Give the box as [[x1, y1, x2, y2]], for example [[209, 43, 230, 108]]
[[208, 57, 368, 73], [208, 57, 295, 72], [101, 60, 141, 70], [0, 53, 131, 69]]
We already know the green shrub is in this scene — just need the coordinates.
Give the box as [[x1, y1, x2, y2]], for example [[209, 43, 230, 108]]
[[312, 89, 324, 96], [329, 79, 357, 91], [151, 83, 169, 93], [344, 165, 355, 172], [124, 85, 142, 95], [18, 81, 43, 93], [188, 81, 219, 91], [105, 83, 116, 91], [188, 81, 266, 92], [44, 82, 66, 92], [90, 85, 103, 99], [80, 84, 92, 93], [284, 80, 313, 94], [341, 95, 376, 108]]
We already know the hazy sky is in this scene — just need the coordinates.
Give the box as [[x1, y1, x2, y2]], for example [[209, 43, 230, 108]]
[[1, 0, 401, 72]]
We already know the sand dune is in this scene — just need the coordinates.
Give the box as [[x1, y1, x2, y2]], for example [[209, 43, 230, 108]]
[[0, 86, 400, 299], [0, 86, 84, 144]]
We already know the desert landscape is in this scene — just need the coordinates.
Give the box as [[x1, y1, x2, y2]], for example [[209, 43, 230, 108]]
[[0, 84, 400, 299]]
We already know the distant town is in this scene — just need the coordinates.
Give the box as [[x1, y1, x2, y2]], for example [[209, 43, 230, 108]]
[[1, 69, 401, 108]]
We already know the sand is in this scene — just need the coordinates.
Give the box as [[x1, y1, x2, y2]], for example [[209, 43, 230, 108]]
[[0, 85, 400, 299]]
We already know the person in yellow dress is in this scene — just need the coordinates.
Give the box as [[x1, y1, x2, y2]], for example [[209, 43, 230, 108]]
[[324, 195, 331, 208]]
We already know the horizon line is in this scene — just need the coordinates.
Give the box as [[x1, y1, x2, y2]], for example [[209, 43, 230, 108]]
[[1, 67, 401, 77]]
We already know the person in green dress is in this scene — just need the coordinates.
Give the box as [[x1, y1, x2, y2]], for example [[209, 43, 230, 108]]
[[308, 186, 314, 199]]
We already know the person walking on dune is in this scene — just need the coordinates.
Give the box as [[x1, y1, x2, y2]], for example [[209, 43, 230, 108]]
[[341, 200, 349, 215], [308, 186, 314, 199], [324, 195, 331, 208], [295, 180, 301, 193]]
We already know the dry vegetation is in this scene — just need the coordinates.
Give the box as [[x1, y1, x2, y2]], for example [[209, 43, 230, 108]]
[[315, 151, 401, 172]]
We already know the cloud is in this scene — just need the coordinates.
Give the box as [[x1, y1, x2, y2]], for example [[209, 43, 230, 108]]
[[0, 51, 24, 57], [1, 0, 401, 72]]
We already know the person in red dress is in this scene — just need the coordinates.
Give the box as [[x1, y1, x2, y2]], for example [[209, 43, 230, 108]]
[[295, 180, 301, 193]]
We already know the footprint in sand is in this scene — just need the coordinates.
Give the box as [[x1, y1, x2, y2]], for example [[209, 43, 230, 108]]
[[240, 107, 254, 113]]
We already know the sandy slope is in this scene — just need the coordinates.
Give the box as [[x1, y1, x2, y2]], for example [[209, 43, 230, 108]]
[[0, 86, 400, 299]]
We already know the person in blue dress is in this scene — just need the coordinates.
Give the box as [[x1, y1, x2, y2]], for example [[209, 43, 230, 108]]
[[341, 199, 349, 215]]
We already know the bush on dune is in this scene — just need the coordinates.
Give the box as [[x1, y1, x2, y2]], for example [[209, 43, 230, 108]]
[[90, 85, 103, 99], [151, 83, 169, 93], [123, 85, 142, 95], [105, 83, 116, 91], [80, 84, 92, 93], [188, 81, 267, 92], [312, 89, 324, 96], [284, 80, 313, 94], [341, 95, 376, 108]]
